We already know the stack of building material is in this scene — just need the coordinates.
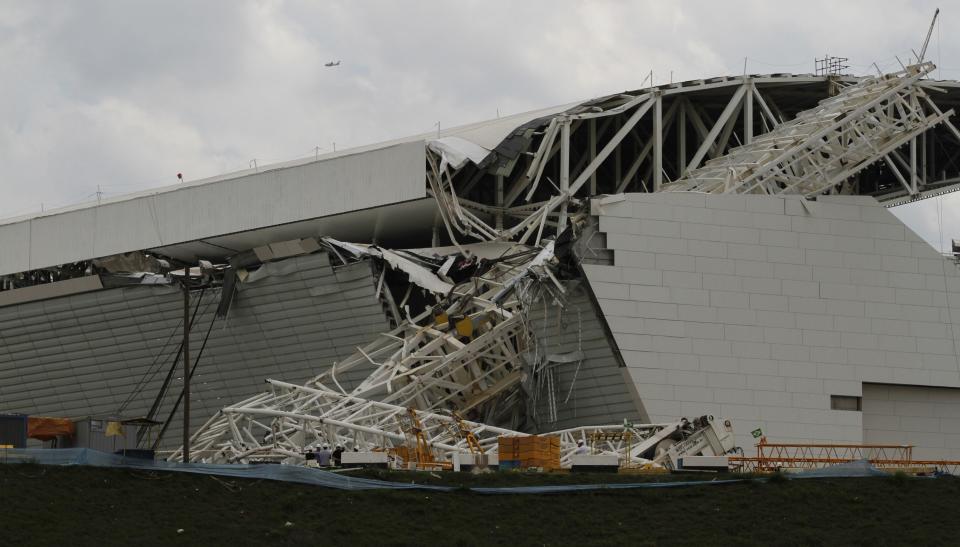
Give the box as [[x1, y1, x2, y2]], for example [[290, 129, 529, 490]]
[[498, 437, 519, 469], [498, 435, 560, 470]]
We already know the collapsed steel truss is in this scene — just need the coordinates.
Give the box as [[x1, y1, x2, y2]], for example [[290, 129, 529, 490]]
[[176, 240, 569, 463], [425, 62, 960, 249], [174, 63, 960, 466], [175, 234, 739, 466], [311, 242, 559, 423], [173, 375, 731, 468], [665, 63, 960, 196]]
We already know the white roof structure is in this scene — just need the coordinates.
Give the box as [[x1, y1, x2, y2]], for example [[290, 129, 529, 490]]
[[3, 70, 960, 277], [0, 103, 573, 277]]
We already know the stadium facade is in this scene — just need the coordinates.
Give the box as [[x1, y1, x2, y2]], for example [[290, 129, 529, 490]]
[[2, 63, 960, 460]]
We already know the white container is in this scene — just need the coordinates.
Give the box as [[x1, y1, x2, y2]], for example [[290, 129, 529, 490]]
[[678, 455, 729, 470], [341, 451, 390, 465], [570, 454, 620, 467]]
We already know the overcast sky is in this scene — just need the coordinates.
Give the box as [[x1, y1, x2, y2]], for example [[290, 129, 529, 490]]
[[1, 0, 958, 250]]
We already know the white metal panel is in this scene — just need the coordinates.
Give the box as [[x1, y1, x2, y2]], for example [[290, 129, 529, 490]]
[[863, 383, 960, 461], [28, 207, 98, 268], [440, 103, 575, 149], [0, 142, 425, 276], [0, 221, 31, 275], [570, 454, 620, 467], [92, 198, 167, 252]]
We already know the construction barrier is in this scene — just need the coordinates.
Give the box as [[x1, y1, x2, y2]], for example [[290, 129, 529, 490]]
[[729, 438, 960, 475]]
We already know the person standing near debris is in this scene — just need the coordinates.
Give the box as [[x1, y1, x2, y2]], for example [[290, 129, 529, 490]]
[[573, 440, 589, 455], [332, 445, 344, 466], [316, 444, 333, 467]]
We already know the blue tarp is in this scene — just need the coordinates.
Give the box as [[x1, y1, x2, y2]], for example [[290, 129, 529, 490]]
[[789, 459, 897, 479], [0, 449, 914, 494], [0, 448, 452, 491], [471, 478, 751, 494]]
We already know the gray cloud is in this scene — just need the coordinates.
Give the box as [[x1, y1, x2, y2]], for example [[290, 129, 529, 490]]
[[0, 0, 958, 248]]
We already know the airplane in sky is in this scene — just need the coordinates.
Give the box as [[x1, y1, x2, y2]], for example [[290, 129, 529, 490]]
[[324, 61, 341, 67]]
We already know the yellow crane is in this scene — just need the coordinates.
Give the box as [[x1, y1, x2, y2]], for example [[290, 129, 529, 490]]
[[398, 408, 446, 469], [446, 410, 483, 456]]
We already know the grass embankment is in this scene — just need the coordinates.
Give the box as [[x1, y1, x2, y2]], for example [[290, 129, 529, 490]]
[[3, 464, 960, 546]]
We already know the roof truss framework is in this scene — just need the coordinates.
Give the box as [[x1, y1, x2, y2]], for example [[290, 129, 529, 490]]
[[174, 242, 567, 461], [5, 67, 960, 280], [430, 64, 960, 247], [173, 377, 697, 467], [664, 63, 957, 197]]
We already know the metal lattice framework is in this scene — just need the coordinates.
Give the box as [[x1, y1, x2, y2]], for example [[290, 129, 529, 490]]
[[172, 376, 729, 468], [549, 417, 733, 469], [172, 379, 521, 463], [426, 63, 960, 247], [173, 243, 563, 463], [173, 237, 737, 466], [311, 242, 560, 420], [729, 439, 917, 472], [663, 63, 956, 196]]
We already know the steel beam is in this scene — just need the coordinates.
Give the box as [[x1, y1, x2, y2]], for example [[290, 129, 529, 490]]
[[589, 119, 597, 195], [653, 93, 663, 191], [685, 84, 748, 173], [558, 119, 571, 233], [678, 100, 687, 177]]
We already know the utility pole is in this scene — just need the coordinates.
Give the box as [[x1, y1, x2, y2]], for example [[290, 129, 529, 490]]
[[182, 264, 191, 462]]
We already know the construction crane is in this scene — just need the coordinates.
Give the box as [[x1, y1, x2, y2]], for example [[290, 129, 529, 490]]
[[444, 410, 483, 456], [397, 408, 437, 468]]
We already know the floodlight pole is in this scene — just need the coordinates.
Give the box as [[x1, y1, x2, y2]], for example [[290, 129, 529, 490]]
[[182, 265, 191, 462]]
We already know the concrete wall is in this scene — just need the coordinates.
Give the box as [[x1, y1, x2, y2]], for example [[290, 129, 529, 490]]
[[0, 252, 389, 450], [584, 193, 960, 454]]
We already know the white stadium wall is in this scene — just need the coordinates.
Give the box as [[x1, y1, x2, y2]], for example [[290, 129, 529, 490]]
[[583, 192, 960, 458], [862, 383, 960, 460]]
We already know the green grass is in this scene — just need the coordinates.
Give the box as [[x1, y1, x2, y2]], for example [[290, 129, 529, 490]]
[[3, 464, 960, 546]]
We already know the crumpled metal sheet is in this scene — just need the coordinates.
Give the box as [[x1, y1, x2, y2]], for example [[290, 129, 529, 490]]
[[93, 252, 163, 274], [427, 136, 492, 170], [322, 237, 453, 295]]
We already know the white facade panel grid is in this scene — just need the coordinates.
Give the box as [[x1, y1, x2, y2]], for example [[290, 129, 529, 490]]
[[585, 193, 960, 454]]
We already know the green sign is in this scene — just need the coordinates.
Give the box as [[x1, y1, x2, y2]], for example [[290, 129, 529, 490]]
[[751, 428, 763, 438]]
